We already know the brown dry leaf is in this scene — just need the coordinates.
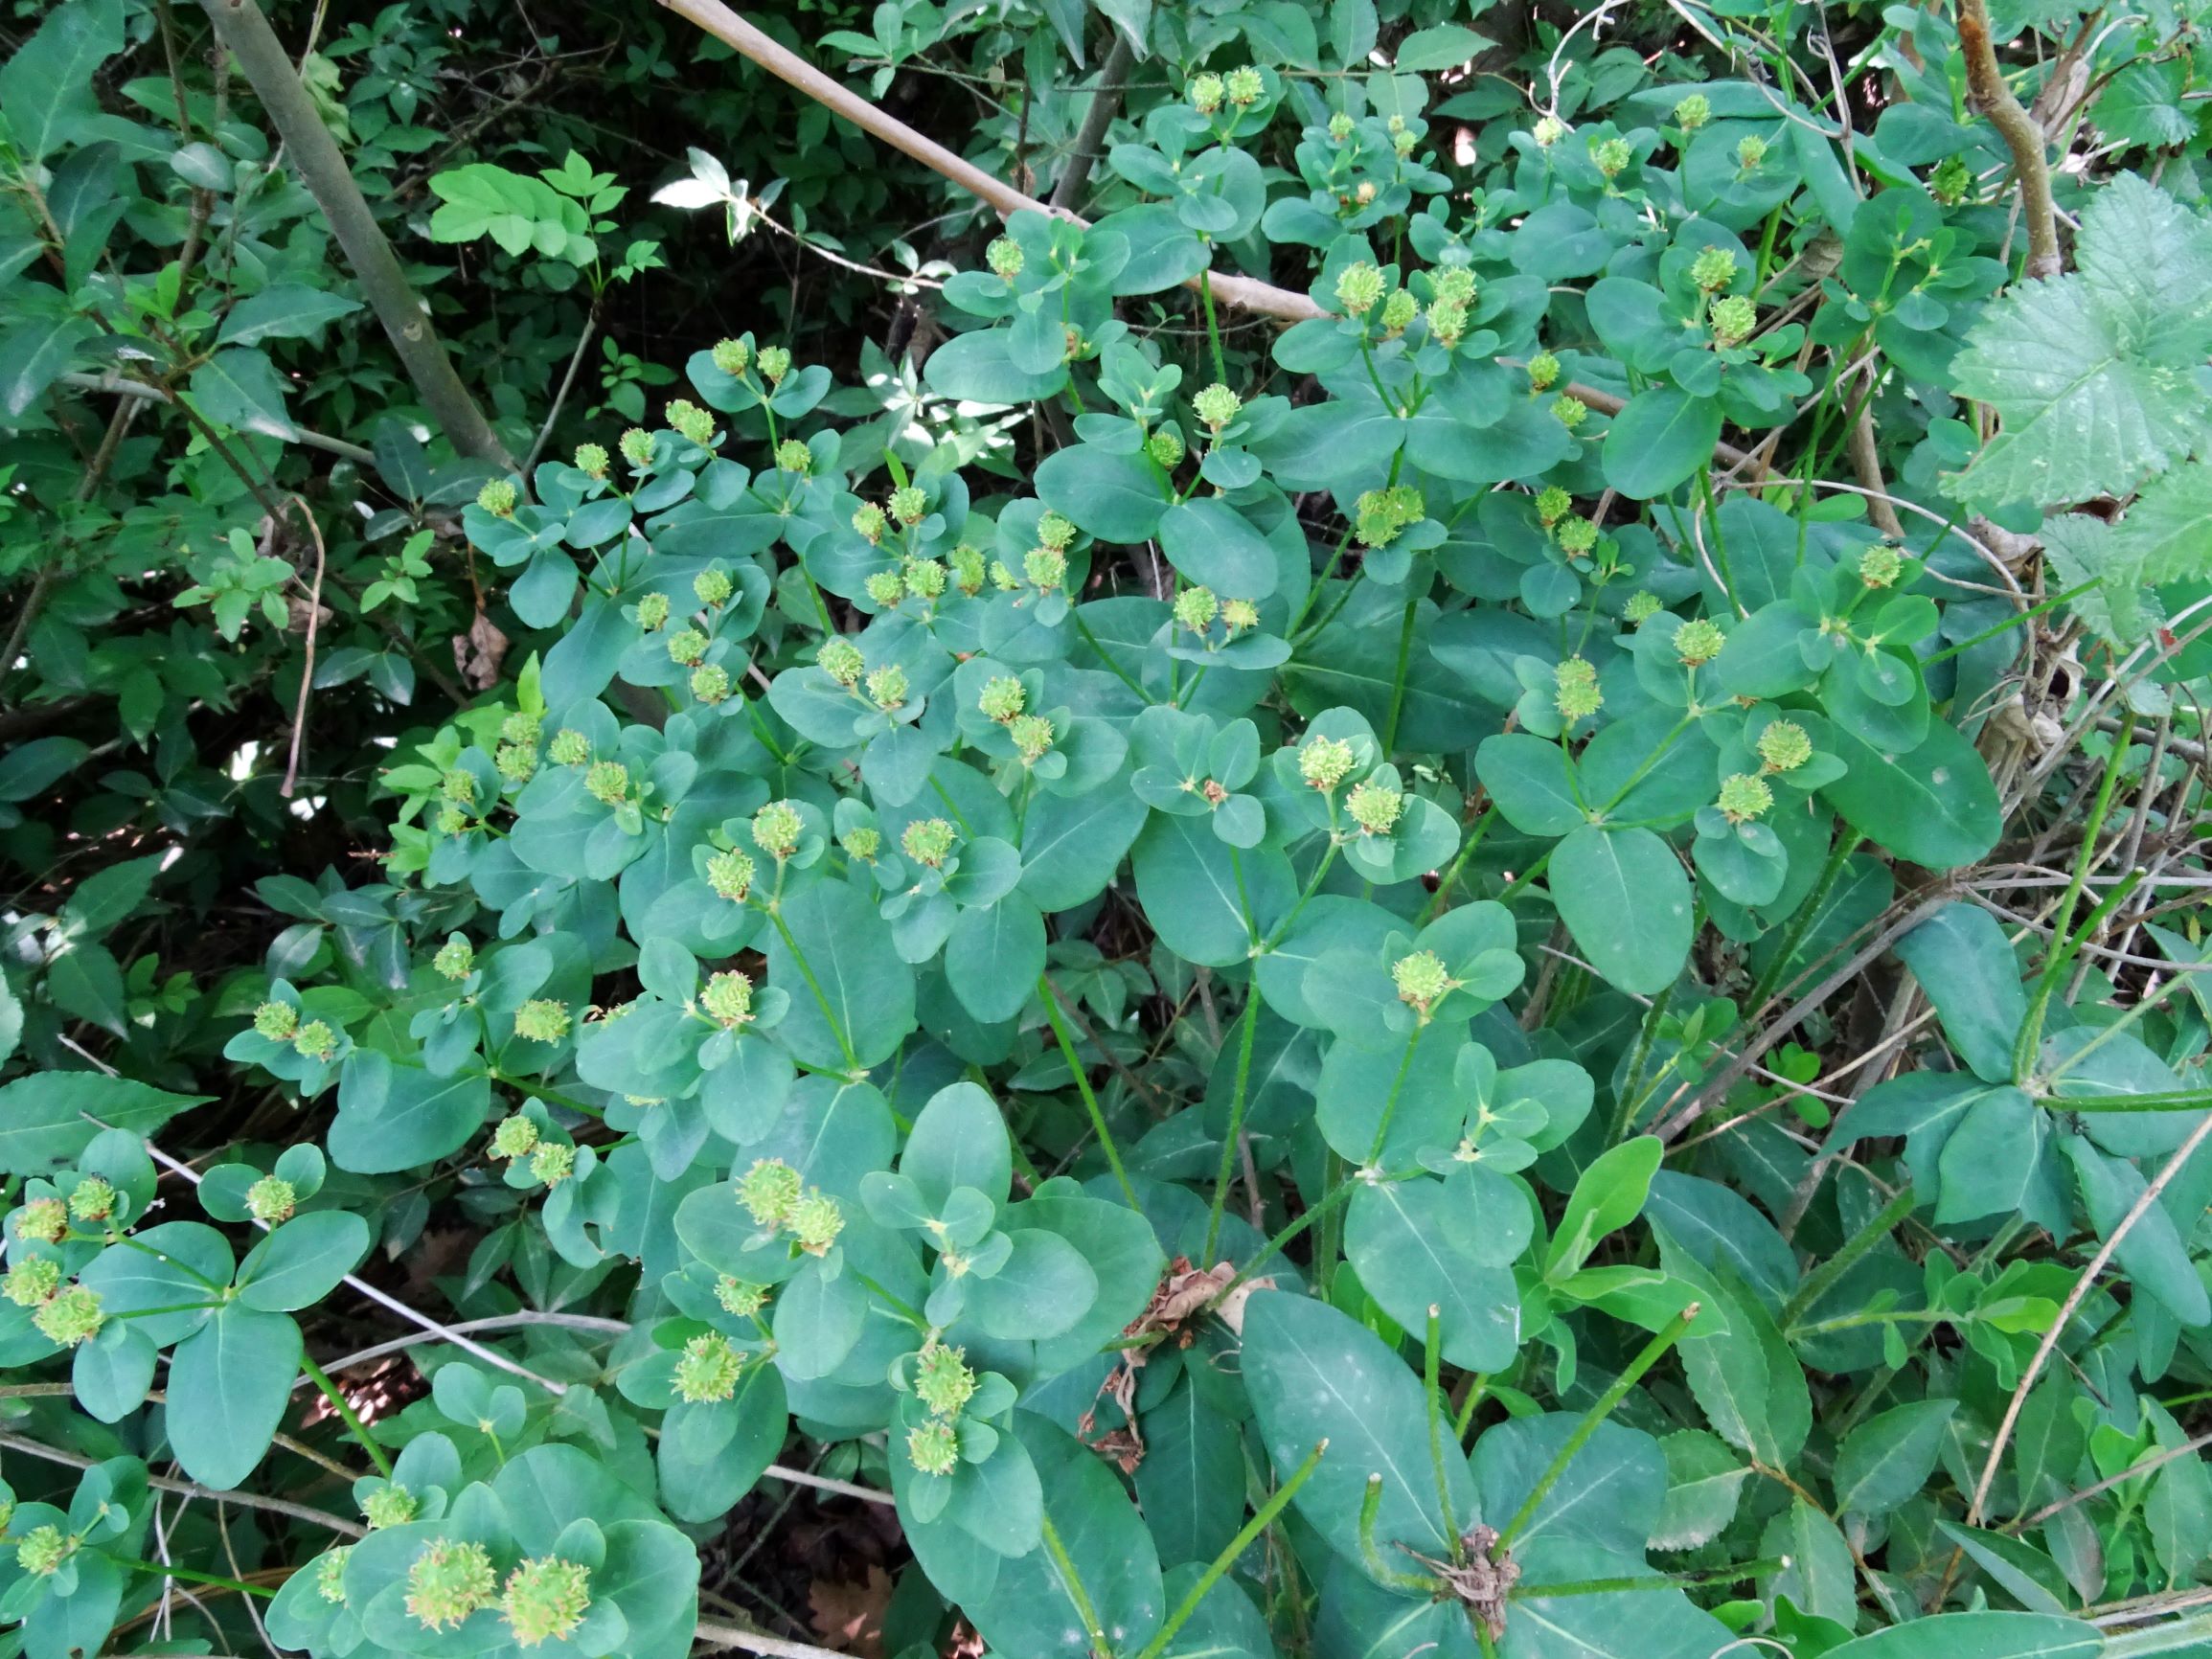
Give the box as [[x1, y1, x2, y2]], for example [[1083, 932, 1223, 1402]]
[[453, 612, 509, 691], [807, 1564, 891, 1658], [1079, 1258, 1274, 1471]]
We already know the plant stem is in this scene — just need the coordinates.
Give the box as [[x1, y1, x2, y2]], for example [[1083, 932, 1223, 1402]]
[[300, 1352, 394, 1477], [1133, 1441, 1328, 1659], [1204, 989, 1263, 1263], [1038, 972, 1141, 1208]]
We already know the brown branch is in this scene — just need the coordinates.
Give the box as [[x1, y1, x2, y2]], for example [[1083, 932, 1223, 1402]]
[[197, 0, 515, 466], [1051, 34, 1137, 214], [1958, 0, 2064, 279]]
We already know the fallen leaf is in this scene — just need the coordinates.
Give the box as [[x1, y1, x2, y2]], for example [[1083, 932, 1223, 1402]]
[[808, 1563, 891, 1658]]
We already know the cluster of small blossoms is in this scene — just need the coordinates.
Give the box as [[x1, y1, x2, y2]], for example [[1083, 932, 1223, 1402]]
[[32, 1284, 103, 1348], [549, 728, 590, 767], [504, 1557, 593, 1648], [1757, 720, 1813, 774], [1674, 92, 1711, 130], [1344, 778, 1404, 836], [1552, 394, 1589, 430], [839, 823, 880, 862], [1737, 134, 1767, 170], [1334, 261, 1386, 317], [16, 1526, 75, 1577], [1535, 487, 1573, 528], [1556, 516, 1599, 560], [986, 237, 1023, 279], [757, 346, 792, 384], [585, 760, 630, 805], [620, 429, 654, 470], [666, 399, 716, 446], [1708, 293, 1757, 349], [1187, 64, 1264, 114], [1380, 288, 1419, 333], [906, 1341, 978, 1476], [1299, 734, 1357, 793], [753, 800, 805, 859], [1173, 586, 1219, 635], [254, 999, 342, 1063], [706, 847, 756, 904], [1392, 949, 1461, 1021], [1690, 246, 1739, 293], [949, 544, 987, 594], [1859, 545, 1903, 588], [819, 637, 865, 688], [1717, 773, 1774, 824], [1928, 155, 1973, 205], [903, 556, 947, 602], [902, 817, 958, 870], [711, 338, 752, 376], [1555, 657, 1603, 722], [673, 1330, 744, 1403], [736, 1158, 844, 1254], [716, 1275, 770, 1318], [4, 1257, 58, 1308], [1354, 485, 1425, 549], [699, 970, 754, 1028], [246, 1174, 296, 1224], [513, 999, 572, 1044], [362, 1482, 418, 1530], [13, 1197, 67, 1245], [1674, 619, 1726, 667], [529, 1141, 576, 1187], [666, 627, 708, 668], [69, 1178, 114, 1223], [476, 479, 518, 518], [404, 1538, 497, 1632], [1147, 426, 1184, 468], [866, 665, 908, 712], [1625, 591, 1664, 624], [1591, 137, 1632, 179], [574, 442, 609, 480], [1526, 352, 1561, 392], [1008, 713, 1057, 764], [775, 439, 810, 474], [1192, 382, 1241, 432], [490, 1115, 540, 1161], [978, 675, 1025, 724], [315, 1548, 352, 1603], [692, 664, 731, 704], [1533, 114, 1567, 147]]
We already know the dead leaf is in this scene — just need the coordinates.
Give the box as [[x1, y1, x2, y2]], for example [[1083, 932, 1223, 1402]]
[[807, 1564, 891, 1658], [452, 611, 509, 692], [1079, 1258, 1274, 1471]]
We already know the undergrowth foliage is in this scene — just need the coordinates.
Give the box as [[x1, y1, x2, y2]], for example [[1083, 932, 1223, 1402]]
[[11, 0, 2212, 1657]]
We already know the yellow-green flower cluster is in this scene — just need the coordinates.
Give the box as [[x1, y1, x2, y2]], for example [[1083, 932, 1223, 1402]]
[[585, 761, 629, 805], [530, 1142, 576, 1186], [1392, 950, 1459, 1019], [1345, 780, 1403, 835], [1709, 293, 1757, 348], [503, 1557, 592, 1648], [1334, 261, 1385, 316], [666, 399, 715, 445], [1860, 546, 1903, 588], [866, 665, 907, 712], [979, 675, 1025, 723], [1717, 773, 1774, 824], [405, 1538, 497, 1632], [707, 848, 756, 903], [362, 1482, 418, 1530], [1555, 656, 1603, 722], [753, 800, 805, 858], [477, 479, 517, 517], [758, 347, 791, 384], [907, 1341, 977, 1477], [434, 936, 474, 981], [1674, 93, 1711, 129], [514, 1000, 571, 1044], [1625, 591, 1663, 624], [5, 1258, 59, 1307], [574, 442, 609, 479], [700, 970, 753, 1028], [246, 1175, 296, 1224], [1758, 720, 1813, 772], [1300, 735, 1357, 792], [68, 1178, 113, 1223], [712, 338, 751, 375], [1354, 485, 1425, 549], [987, 237, 1023, 279], [33, 1285, 103, 1347], [673, 1331, 743, 1403], [717, 1276, 770, 1318], [902, 817, 956, 869], [1148, 427, 1184, 467], [1690, 246, 1738, 292], [1174, 586, 1220, 634], [490, 1116, 540, 1160], [549, 729, 590, 767], [1193, 383, 1242, 431], [620, 428, 654, 469], [1009, 714, 1056, 763], [774, 439, 810, 474], [17, 1526, 73, 1577], [1674, 619, 1725, 666], [255, 1000, 299, 1040], [1526, 351, 1561, 392]]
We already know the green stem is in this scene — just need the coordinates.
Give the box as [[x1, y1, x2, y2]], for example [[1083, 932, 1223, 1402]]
[[115, 1555, 276, 1597], [1038, 973, 1141, 1209], [1498, 1305, 1700, 1547], [1782, 1183, 1918, 1329], [767, 908, 866, 1074], [301, 1352, 394, 1478], [1381, 596, 1421, 754], [1039, 1512, 1113, 1655], [1133, 1441, 1328, 1659], [1519, 1558, 1789, 1599], [2013, 712, 2136, 1082], [1357, 1473, 1439, 1593], [1423, 1307, 1465, 1553], [1204, 989, 1263, 1264]]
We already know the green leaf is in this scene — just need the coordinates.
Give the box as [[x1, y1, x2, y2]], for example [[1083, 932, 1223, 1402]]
[[1242, 1289, 1477, 1577], [966, 1415, 1164, 1659], [1835, 1400, 1957, 1516], [1822, 717, 2002, 870], [768, 879, 918, 1070], [1893, 903, 2026, 1083], [235, 1211, 372, 1312], [1346, 1176, 1520, 1369], [967, 1228, 1098, 1340], [1545, 1135, 1663, 1281], [1132, 811, 1290, 967], [657, 1364, 787, 1523], [166, 1305, 303, 1490], [328, 1056, 490, 1174], [1475, 734, 1585, 835], [1817, 1613, 2101, 1659], [900, 1081, 1013, 1210], [946, 895, 1045, 1025], [1395, 22, 1492, 67], [1550, 826, 1693, 995], [1019, 785, 1149, 910], [0, 314, 96, 417], [924, 329, 1070, 403], [217, 284, 366, 347], [0, 1073, 209, 1173], [1134, 1378, 1246, 1568], [1602, 388, 1722, 500], [188, 348, 300, 440], [1157, 499, 1280, 598], [1652, 1430, 1749, 1549], [1762, 1498, 1859, 1625], [1947, 173, 2212, 509], [1036, 445, 1169, 543], [1472, 1415, 1665, 1554], [0, 0, 125, 163]]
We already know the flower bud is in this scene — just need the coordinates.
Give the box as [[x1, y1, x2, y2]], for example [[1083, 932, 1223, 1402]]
[[904, 557, 947, 599], [673, 1332, 742, 1403], [1534, 115, 1566, 147], [1329, 112, 1356, 142], [775, 439, 810, 474], [908, 1418, 959, 1476], [691, 664, 731, 704], [1381, 289, 1418, 332], [666, 399, 716, 445], [1718, 773, 1774, 823], [17, 1527, 73, 1577], [246, 1174, 297, 1224], [620, 428, 655, 469], [503, 1557, 592, 1648], [549, 729, 590, 766], [979, 676, 1025, 723], [706, 848, 756, 902], [1024, 546, 1066, 591], [902, 818, 956, 868], [950, 544, 986, 594], [255, 1000, 299, 1040], [1593, 138, 1632, 178], [476, 479, 517, 518], [573, 443, 609, 479], [738, 1159, 803, 1228], [1552, 394, 1588, 429], [514, 1000, 572, 1044], [294, 1020, 339, 1061], [13, 1198, 67, 1245], [1334, 261, 1384, 316], [841, 824, 880, 861], [712, 337, 752, 375], [819, 637, 865, 686], [853, 503, 887, 543], [1557, 516, 1599, 558], [530, 1142, 576, 1185], [5, 1258, 59, 1307], [1675, 618, 1725, 665], [986, 237, 1024, 279], [701, 970, 753, 1027], [1345, 780, 1403, 835], [1224, 66, 1263, 104], [1709, 293, 1757, 348], [1673, 92, 1711, 130], [789, 1190, 843, 1254], [362, 1483, 418, 1530], [890, 486, 927, 526], [491, 1115, 539, 1160], [33, 1284, 103, 1347], [585, 760, 630, 805], [1392, 949, 1458, 1016], [1009, 714, 1056, 763], [1691, 246, 1739, 293], [666, 627, 708, 667], [1188, 73, 1224, 113], [1174, 586, 1219, 634], [1193, 383, 1242, 431], [68, 1178, 114, 1223], [1526, 352, 1561, 392], [914, 1342, 977, 1417], [716, 1276, 770, 1317], [1758, 720, 1813, 772], [1737, 134, 1767, 170], [866, 570, 905, 607], [315, 1548, 352, 1603], [1536, 487, 1573, 527], [405, 1539, 497, 1632], [1860, 546, 1904, 588], [1300, 735, 1357, 790], [1221, 598, 1259, 635], [757, 347, 791, 385], [752, 800, 804, 858], [1625, 591, 1663, 624], [866, 665, 908, 711]]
